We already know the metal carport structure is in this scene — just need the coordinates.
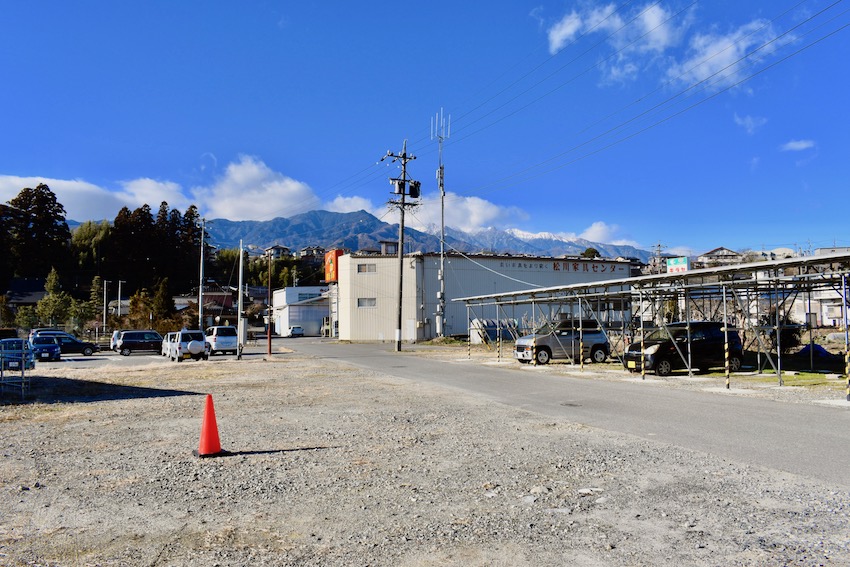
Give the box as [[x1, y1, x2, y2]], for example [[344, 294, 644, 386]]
[[454, 251, 850, 395]]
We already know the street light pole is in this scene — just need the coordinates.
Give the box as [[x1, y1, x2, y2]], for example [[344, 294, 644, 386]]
[[103, 280, 111, 328], [117, 280, 127, 319], [237, 240, 244, 360], [198, 218, 205, 330], [267, 250, 272, 358]]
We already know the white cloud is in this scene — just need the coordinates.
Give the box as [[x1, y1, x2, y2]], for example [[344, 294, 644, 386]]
[[546, 3, 689, 83], [0, 175, 137, 221], [117, 178, 189, 210], [667, 20, 778, 89], [191, 155, 321, 220], [548, 11, 583, 54], [404, 191, 529, 234], [780, 139, 815, 152], [325, 195, 377, 215], [733, 113, 767, 135], [580, 221, 617, 243], [554, 221, 639, 247]]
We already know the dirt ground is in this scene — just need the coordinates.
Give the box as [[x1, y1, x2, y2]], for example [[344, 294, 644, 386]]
[[1, 345, 849, 566]]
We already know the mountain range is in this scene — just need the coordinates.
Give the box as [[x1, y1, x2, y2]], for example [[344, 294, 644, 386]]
[[203, 210, 653, 262]]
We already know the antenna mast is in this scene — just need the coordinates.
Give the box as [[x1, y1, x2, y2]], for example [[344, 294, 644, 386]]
[[432, 109, 450, 337]]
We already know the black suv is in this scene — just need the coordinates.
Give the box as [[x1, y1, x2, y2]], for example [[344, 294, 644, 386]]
[[116, 330, 164, 355], [623, 321, 743, 376]]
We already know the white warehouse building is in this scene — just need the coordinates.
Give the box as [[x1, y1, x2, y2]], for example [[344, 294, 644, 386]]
[[271, 286, 329, 337], [332, 251, 634, 343]]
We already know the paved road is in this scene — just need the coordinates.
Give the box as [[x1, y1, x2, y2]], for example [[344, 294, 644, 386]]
[[288, 339, 850, 488]]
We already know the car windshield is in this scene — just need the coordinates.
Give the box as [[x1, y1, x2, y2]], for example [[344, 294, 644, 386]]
[[32, 337, 57, 345], [1, 340, 28, 351], [644, 327, 689, 341], [216, 327, 237, 336], [183, 331, 204, 341]]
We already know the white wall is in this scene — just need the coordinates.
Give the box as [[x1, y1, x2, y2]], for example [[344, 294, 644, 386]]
[[339, 253, 631, 342]]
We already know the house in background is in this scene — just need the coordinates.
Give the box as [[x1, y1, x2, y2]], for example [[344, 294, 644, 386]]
[[696, 247, 743, 267]]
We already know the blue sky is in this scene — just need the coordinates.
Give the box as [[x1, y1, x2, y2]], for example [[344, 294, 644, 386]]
[[1, 1, 848, 256]]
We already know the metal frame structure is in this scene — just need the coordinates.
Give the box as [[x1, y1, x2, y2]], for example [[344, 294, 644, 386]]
[[455, 252, 850, 392]]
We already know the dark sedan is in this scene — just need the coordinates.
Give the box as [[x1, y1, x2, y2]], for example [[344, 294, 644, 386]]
[[53, 335, 99, 356], [30, 335, 62, 361]]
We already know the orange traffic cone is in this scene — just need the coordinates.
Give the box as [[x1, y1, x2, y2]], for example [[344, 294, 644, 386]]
[[194, 394, 227, 457]]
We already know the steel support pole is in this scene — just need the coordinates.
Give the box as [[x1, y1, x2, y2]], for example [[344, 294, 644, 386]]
[[723, 285, 730, 389]]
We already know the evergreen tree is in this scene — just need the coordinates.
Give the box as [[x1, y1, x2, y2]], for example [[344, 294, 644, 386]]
[[0, 295, 14, 327], [36, 268, 74, 327], [15, 305, 37, 331], [152, 278, 175, 321], [8, 184, 71, 278], [581, 247, 601, 259]]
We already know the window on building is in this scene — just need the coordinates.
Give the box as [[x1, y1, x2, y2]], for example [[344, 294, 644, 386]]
[[357, 263, 377, 273], [357, 297, 377, 308]]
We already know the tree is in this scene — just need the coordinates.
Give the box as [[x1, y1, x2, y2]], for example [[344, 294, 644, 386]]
[[581, 247, 601, 259], [0, 203, 17, 289], [0, 295, 14, 327], [79, 275, 104, 326], [128, 289, 154, 329], [71, 220, 111, 280], [8, 184, 72, 278], [36, 268, 74, 327], [151, 278, 175, 321], [15, 305, 37, 331]]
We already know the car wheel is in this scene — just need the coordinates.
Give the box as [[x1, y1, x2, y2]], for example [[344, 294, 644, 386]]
[[83, 347, 94, 356], [729, 355, 743, 372], [535, 348, 551, 365], [590, 346, 607, 363], [120, 347, 131, 356], [655, 358, 673, 376]]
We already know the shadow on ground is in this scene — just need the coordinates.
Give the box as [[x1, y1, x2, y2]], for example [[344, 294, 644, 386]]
[[0, 375, 202, 406]]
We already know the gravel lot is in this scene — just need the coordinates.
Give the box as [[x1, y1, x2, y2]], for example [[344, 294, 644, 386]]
[[2, 345, 849, 566]]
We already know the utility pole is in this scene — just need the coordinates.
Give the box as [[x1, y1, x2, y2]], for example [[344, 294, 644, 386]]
[[431, 109, 450, 337], [103, 280, 111, 329], [381, 140, 421, 352], [198, 218, 206, 330]]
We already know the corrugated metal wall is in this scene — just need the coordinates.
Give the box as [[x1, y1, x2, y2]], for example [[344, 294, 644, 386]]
[[340, 253, 630, 342]]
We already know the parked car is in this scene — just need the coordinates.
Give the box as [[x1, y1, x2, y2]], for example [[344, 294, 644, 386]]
[[205, 325, 238, 355], [168, 330, 210, 362], [52, 335, 99, 356], [0, 338, 36, 371], [623, 321, 744, 376], [162, 332, 176, 356], [29, 335, 62, 362], [287, 325, 304, 338], [514, 321, 609, 365], [29, 328, 68, 341], [115, 330, 164, 356]]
